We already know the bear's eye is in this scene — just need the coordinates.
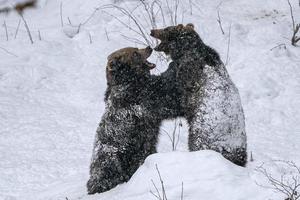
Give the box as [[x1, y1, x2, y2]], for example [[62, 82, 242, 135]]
[[132, 51, 142, 61]]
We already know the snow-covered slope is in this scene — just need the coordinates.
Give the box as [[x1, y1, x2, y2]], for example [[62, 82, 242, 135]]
[[0, 0, 299, 200]]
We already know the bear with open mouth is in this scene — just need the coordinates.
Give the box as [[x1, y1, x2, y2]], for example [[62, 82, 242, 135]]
[[151, 24, 247, 167], [87, 46, 181, 194]]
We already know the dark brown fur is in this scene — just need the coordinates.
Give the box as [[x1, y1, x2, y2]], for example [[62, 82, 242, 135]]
[[0, 0, 36, 15], [87, 46, 180, 194], [151, 24, 247, 167]]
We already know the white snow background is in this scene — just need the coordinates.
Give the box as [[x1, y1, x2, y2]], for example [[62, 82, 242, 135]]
[[0, 0, 299, 199]]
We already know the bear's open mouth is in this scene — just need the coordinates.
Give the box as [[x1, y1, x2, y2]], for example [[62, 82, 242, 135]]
[[141, 46, 156, 69], [150, 29, 168, 52], [150, 30, 161, 51], [144, 60, 156, 69]]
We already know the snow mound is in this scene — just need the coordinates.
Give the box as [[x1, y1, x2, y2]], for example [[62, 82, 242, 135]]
[[0, 0, 299, 199], [41, 151, 273, 200]]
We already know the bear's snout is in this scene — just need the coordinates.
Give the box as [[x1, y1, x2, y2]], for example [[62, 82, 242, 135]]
[[150, 29, 164, 39], [150, 29, 156, 37]]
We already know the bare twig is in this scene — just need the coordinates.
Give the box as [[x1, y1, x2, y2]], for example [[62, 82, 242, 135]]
[[225, 24, 232, 66], [287, 0, 295, 30], [102, 4, 152, 45], [0, 46, 18, 57], [181, 182, 184, 200], [81, 7, 101, 26], [20, 14, 34, 44], [188, 0, 193, 15], [60, 1, 63, 27], [140, 0, 156, 29], [101, 9, 149, 45], [292, 24, 300, 46], [151, 179, 163, 200], [150, 165, 184, 200], [67, 17, 72, 25], [217, 10, 225, 35], [154, 1, 166, 26], [270, 43, 286, 51], [175, 119, 182, 150], [14, 19, 21, 39], [287, 0, 300, 46], [171, 120, 178, 151], [105, 28, 110, 41], [76, 23, 81, 34], [156, 164, 168, 200], [161, 120, 181, 151], [88, 32, 92, 44], [165, 0, 174, 25], [174, 0, 179, 25], [4, 20, 8, 41], [256, 161, 300, 200], [38, 30, 41, 40], [250, 151, 254, 162], [121, 34, 147, 46]]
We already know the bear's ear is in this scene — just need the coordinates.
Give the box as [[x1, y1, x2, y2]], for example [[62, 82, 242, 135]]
[[176, 24, 184, 30], [107, 59, 118, 72], [186, 23, 195, 30]]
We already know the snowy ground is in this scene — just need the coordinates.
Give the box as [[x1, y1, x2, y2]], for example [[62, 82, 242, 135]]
[[0, 0, 299, 200]]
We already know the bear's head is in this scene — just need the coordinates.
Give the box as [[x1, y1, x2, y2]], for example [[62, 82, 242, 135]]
[[106, 46, 156, 86], [150, 23, 202, 60]]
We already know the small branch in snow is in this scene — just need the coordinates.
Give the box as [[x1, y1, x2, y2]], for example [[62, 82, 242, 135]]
[[255, 161, 300, 200], [67, 17, 72, 25], [217, 10, 225, 35], [181, 182, 184, 200], [287, 0, 300, 46], [225, 23, 231, 66], [81, 7, 100, 26], [121, 34, 147, 46], [156, 164, 168, 200], [76, 23, 81, 34], [188, 0, 193, 15], [174, 0, 179, 25], [287, 0, 296, 30], [250, 151, 254, 162], [88, 32, 92, 44], [270, 43, 286, 51], [19, 14, 34, 44], [3, 20, 8, 41], [102, 4, 152, 45], [105, 28, 110, 41], [165, 0, 174, 25], [292, 24, 300, 46], [60, 1, 64, 27], [150, 164, 184, 200], [38, 30, 41, 40], [0, 46, 18, 57], [14, 19, 21, 39]]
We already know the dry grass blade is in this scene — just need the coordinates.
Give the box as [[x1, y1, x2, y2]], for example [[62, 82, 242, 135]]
[[0, 46, 18, 57], [19, 14, 34, 44], [4, 20, 8, 41], [60, 1, 63, 27], [14, 19, 21, 39], [287, 0, 300, 46]]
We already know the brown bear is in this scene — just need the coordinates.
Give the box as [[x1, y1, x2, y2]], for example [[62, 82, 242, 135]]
[[151, 24, 247, 167], [87, 46, 181, 194]]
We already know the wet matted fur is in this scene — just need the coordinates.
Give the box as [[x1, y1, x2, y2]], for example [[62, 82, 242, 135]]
[[151, 24, 247, 166], [87, 47, 180, 194]]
